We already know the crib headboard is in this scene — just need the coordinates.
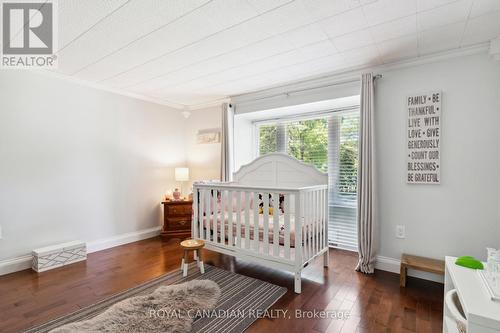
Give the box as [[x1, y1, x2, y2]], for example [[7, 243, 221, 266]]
[[232, 153, 328, 188]]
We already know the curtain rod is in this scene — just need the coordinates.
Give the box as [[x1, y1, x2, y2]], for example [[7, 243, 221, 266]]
[[251, 105, 360, 125], [238, 74, 382, 103]]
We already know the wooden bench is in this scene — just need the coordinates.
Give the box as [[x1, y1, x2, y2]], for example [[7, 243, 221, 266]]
[[400, 253, 445, 287]]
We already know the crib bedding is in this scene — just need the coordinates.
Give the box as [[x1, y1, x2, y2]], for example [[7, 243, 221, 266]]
[[201, 212, 323, 246]]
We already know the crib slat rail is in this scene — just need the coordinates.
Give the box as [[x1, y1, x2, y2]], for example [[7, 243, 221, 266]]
[[272, 191, 279, 257], [192, 182, 328, 295], [284, 194, 291, 259], [236, 192, 242, 247], [263, 193, 269, 255], [228, 190, 233, 247], [253, 192, 259, 252], [244, 192, 250, 250], [220, 190, 226, 245]]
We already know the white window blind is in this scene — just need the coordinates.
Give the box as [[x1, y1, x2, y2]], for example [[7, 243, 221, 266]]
[[328, 112, 359, 252], [256, 109, 360, 252]]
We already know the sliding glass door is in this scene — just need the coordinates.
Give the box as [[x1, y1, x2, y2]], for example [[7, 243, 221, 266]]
[[256, 109, 360, 251]]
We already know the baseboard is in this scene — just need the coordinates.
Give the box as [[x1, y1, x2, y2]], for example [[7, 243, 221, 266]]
[[0, 226, 162, 276], [375, 255, 444, 284], [375, 255, 401, 273], [86, 226, 162, 253], [0, 255, 32, 276]]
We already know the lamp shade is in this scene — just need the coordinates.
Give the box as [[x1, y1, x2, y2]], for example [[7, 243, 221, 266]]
[[175, 167, 189, 181]]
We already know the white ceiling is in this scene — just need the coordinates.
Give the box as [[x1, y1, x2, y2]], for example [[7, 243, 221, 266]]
[[52, 0, 500, 108]]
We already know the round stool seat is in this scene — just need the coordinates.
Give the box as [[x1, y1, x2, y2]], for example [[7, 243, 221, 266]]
[[180, 239, 205, 277], [180, 239, 205, 250]]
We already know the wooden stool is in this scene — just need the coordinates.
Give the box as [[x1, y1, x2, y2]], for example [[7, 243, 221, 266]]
[[180, 239, 205, 277], [400, 253, 444, 287]]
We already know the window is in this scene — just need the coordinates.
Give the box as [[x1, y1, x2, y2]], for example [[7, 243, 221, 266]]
[[287, 118, 328, 172], [258, 124, 278, 155], [256, 110, 359, 251]]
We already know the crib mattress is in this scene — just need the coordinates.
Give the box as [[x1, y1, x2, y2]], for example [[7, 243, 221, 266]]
[[200, 212, 324, 247]]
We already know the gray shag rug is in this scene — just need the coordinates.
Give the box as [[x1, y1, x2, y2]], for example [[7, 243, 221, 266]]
[[22, 263, 287, 333], [50, 280, 220, 333]]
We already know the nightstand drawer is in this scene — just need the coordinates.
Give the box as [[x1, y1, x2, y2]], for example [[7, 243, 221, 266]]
[[166, 205, 192, 216], [167, 217, 191, 230], [161, 200, 193, 240]]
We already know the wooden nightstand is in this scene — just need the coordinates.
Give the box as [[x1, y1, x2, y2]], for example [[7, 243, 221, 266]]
[[161, 200, 193, 240]]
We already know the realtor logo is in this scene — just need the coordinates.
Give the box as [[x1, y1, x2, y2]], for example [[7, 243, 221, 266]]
[[1, 0, 58, 68]]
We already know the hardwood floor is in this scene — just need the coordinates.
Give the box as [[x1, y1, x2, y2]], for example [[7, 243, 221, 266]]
[[0, 237, 443, 333]]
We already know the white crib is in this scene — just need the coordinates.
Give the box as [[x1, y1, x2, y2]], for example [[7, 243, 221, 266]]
[[192, 153, 329, 293]]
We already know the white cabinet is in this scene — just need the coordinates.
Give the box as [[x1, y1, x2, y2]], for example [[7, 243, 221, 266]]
[[444, 256, 500, 333]]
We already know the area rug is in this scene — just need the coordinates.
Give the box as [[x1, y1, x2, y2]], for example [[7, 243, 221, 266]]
[[51, 280, 221, 333], [22, 263, 287, 333]]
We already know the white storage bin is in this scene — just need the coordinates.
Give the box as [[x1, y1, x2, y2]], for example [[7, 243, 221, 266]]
[[32, 240, 86, 272], [445, 289, 467, 333]]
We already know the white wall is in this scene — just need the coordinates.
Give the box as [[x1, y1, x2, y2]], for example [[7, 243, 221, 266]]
[[184, 106, 222, 189], [376, 52, 500, 261], [0, 71, 186, 261]]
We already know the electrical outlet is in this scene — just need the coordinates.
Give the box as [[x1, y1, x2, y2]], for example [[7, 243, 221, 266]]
[[396, 225, 405, 239]]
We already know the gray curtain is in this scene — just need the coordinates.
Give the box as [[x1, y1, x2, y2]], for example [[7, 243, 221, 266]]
[[221, 103, 234, 182], [356, 73, 376, 274]]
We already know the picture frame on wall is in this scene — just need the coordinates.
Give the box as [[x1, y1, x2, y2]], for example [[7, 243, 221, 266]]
[[197, 128, 221, 144], [406, 91, 441, 184]]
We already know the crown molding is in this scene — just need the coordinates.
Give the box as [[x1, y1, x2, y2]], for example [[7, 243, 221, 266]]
[[376, 42, 490, 72], [187, 97, 231, 111], [30, 69, 188, 110]]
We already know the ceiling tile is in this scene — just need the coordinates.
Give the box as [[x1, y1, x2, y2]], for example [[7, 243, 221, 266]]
[[461, 10, 500, 46], [470, 0, 500, 18], [301, 0, 360, 21], [56, 0, 212, 75], [362, 0, 417, 26], [284, 23, 329, 48], [211, 52, 347, 94], [377, 35, 418, 63], [416, 0, 459, 12], [102, 20, 275, 88], [153, 49, 308, 94], [71, 11, 219, 82], [298, 40, 338, 59], [210, 49, 343, 90], [246, 0, 293, 13], [417, 0, 472, 31], [340, 45, 382, 67], [418, 21, 466, 54], [255, 0, 318, 35], [72, 0, 259, 82], [332, 29, 374, 51], [319, 7, 368, 38], [128, 36, 296, 93], [116, 0, 308, 82], [369, 15, 417, 42], [58, 0, 128, 49]]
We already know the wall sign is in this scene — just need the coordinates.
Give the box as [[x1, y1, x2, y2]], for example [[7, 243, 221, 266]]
[[406, 91, 441, 184], [197, 128, 221, 144]]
